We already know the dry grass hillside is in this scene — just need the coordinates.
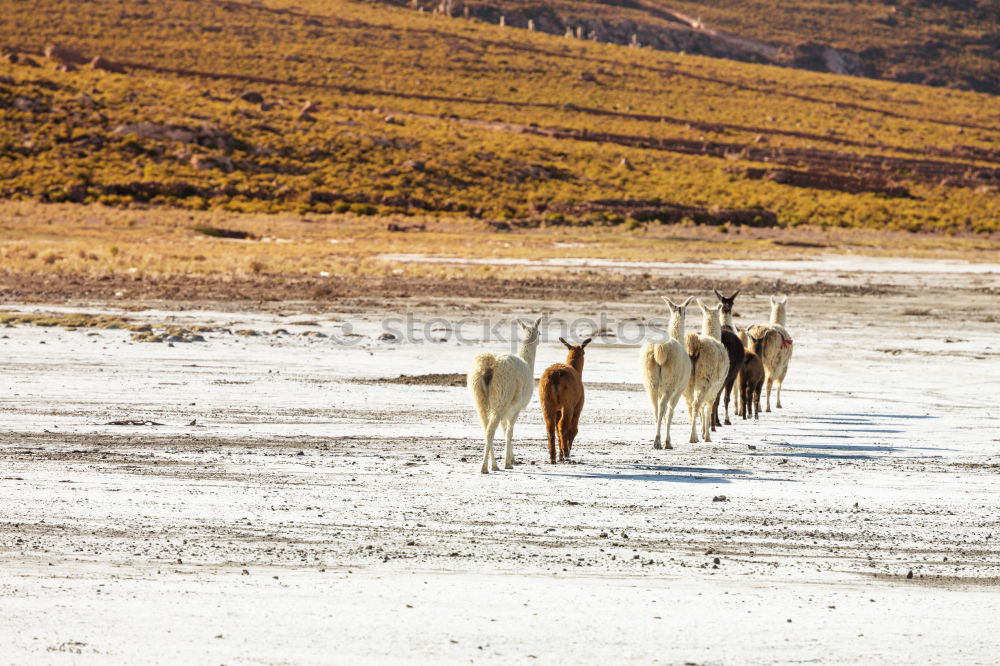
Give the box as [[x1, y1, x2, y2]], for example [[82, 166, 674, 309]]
[[0, 0, 998, 277], [395, 0, 1000, 94]]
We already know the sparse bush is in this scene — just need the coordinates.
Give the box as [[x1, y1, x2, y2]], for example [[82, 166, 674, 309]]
[[192, 225, 256, 240], [349, 203, 377, 216]]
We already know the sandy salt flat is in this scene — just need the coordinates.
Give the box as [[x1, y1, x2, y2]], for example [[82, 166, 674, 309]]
[[1, 259, 999, 664]]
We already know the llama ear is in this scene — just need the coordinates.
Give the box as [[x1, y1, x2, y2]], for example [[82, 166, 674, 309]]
[[661, 295, 677, 308], [770, 295, 777, 305], [779, 296, 788, 304], [534, 316, 543, 328], [559, 336, 571, 349], [581, 338, 592, 348], [696, 298, 708, 310], [681, 296, 694, 308], [731, 289, 741, 300], [713, 288, 724, 301]]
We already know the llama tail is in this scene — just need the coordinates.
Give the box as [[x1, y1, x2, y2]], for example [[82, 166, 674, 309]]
[[653, 343, 668, 367], [468, 352, 497, 428], [685, 332, 702, 359], [641, 343, 666, 398], [685, 332, 701, 378]]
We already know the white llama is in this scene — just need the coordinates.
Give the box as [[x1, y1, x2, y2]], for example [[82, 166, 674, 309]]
[[468, 317, 543, 474], [639, 296, 693, 449], [748, 296, 793, 411], [683, 300, 730, 443]]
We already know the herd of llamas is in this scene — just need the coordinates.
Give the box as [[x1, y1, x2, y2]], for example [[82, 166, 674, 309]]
[[468, 291, 793, 474]]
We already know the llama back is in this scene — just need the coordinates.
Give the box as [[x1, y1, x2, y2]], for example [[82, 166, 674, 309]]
[[748, 325, 783, 367], [640, 340, 690, 398], [771, 324, 794, 362], [469, 352, 533, 422], [540, 364, 581, 401], [702, 337, 730, 394], [498, 354, 535, 413]]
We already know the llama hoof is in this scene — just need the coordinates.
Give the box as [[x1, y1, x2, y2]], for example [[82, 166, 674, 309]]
[[504, 463, 513, 470], [653, 441, 662, 450], [724, 418, 731, 425], [481, 467, 489, 475], [663, 442, 673, 450]]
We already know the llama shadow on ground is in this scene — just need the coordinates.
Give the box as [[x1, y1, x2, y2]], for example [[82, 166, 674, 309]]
[[754, 440, 952, 460], [534, 463, 794, 484], [753, 448, 878, 461], [835, 413, 937, 420]]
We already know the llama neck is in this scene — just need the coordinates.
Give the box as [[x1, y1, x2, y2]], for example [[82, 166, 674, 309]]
[[722, 310, 734, 330], [770, 306, 786, 327], [702, 315, 721, 339], [669, 311, 685, 341], [568, 354, 585, 375], [518, 337, 538, 372]]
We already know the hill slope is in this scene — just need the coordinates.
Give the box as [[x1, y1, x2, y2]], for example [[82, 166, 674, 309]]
[[394, 0, 1000, 93], [0, 0, 998, 233]]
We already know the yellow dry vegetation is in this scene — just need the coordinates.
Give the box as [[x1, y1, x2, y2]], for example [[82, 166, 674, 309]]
[[0, 0, 996, 236]]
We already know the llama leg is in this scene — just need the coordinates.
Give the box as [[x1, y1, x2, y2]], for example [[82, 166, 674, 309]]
[[481, 418, 500, 474], [649, 387, 662, 449], [775, 366, 787, 409], [702, 402, 712, 442], [502, 418, 515, 469], [556, 411, 569, 462], [664, 396, 678, 449], [708, 392, 717, 433], [689, 392, 701, 443], [764, 372, 774, 412], [723, 383, 732, 426], [491, 420, 503, 471], [654, 395, 669, 450], [567, 403, 581, 459], [546, 421, 557, 464], [542, 398, 559, 464], [559, 411, 573, 461], [733, 374, 742, 420], [543, 406, 557, 464]]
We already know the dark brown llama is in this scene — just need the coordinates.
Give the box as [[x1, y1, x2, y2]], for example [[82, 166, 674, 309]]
[[712, 289, 746, 427], [738, 329, 769, 420], [539, 337, 591, 464]]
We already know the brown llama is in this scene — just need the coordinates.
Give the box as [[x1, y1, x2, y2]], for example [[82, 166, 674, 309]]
[[539, 337, 591, 464], [737, 328, 769, 419]]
